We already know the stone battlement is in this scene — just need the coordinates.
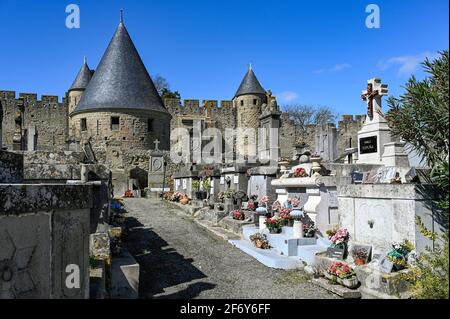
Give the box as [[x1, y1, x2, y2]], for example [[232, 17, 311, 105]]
[[0, 90, 62, 104], [164, 98, 234, 113]]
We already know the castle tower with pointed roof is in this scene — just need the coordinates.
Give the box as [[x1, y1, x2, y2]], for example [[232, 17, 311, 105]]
[[233, 66, 268, 158], [69, 15, 171, 157]]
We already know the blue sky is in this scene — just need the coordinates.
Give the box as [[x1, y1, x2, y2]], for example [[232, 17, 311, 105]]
[[0, 0, 448, 116]]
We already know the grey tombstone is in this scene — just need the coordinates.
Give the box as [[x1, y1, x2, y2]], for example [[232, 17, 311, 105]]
[[148, 139, 166, 191]]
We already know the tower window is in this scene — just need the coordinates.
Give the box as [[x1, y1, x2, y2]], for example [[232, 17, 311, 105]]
[[240, 100, 244, 106], [111, 117, 120, 131], [253, 99, 258, 106], [148, 119, 154, 132], [80, 118, 87, 131]]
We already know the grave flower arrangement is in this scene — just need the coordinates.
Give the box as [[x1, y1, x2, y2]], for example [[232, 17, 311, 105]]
[[265, 216, 282, 234], [260, 196, 269, 207], [279, 208, 294, 226], [293, 167, 308, 178], [224, 189, 236, 199], [352, 247, 370, 265], [247, 200, 256, 211], [386, 240, 414, 271], [171, 192, 185, 202], [330, 228, 350, 249], [303, 222, 318, 238], [217, 191, 225, 202], [250, 233, 271, 250], [124, 190, 134, 198], [271, 200, 282, 213], [232, 210, 245, 221], [325, 261, 358, 289]]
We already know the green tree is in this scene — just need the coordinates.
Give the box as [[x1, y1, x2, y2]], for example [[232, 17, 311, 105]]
[[386, 51, 449, 299]]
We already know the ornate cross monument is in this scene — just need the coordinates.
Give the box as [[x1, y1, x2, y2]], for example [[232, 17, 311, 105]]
[[357, 78, 392, 164], [361, 78, 389, 120], [148, 139, 167, 194], [357, 78, 409, 167]]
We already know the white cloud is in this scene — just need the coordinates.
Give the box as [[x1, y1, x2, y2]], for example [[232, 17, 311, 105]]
[[378, 52, 439, 77], [277, 91, 299, 103], [314, 63, 351, 74]]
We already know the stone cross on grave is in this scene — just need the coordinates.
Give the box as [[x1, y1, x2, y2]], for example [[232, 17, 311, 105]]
[[361, 78, 388, 119], [153, 139, 160, 151]]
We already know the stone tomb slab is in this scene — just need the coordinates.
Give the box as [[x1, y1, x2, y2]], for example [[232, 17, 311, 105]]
[[0, 213, 51, 299]]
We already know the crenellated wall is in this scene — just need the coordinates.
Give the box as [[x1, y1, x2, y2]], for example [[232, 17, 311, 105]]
[[0, 90, 69, 151]]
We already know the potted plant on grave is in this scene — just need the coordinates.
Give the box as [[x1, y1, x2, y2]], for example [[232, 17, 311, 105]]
[[352, 247, 370, 266], [260, 196, 269, 208], [248, 195, 258, 209], [326, 261, 359, 289], [203, 178, 212, 197], [232, 209, 245, 221], [293, 167, 308, 178], [303, 222, 318, 238], [249, 233, 271, 250], [329, 228, 350, 258], [386, 240, 414, 271], [247, 200, 256, 211], [217, 191, 225, 203], [265, 216, 283, 234], [271, 200, 281, 215], [279, 208, 294, 227]]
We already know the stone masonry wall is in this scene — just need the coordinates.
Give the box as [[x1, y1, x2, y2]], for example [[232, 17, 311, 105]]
[[0, 91, 69, 151], [71, 109, 171, 151]]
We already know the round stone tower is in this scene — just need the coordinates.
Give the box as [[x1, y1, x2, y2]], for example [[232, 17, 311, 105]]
[[68, 57, 92, 130], [233, 66, 267, 157], [69, 16, 171, 153], [233, 66, 267, 130]]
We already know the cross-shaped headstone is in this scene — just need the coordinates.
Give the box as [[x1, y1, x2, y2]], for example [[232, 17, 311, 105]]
[[361, 78, 388, 119], [153, 139, 160, 151]]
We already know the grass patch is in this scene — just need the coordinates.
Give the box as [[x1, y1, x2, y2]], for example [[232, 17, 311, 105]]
[[274, 270, 312, 286]]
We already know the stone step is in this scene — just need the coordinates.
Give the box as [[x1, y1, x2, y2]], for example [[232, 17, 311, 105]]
[[194, 219, 241, 241], [229, 239, 305, 270], [312, 277, 361, 299], [110, 248, 140, 299]]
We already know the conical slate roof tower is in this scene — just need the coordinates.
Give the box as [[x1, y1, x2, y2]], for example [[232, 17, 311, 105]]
[[72, 16, 166, 115], [234, 66, 266, 98], [69, 57, 92, 92]]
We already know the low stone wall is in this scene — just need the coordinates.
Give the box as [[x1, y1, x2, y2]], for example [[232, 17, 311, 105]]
[[0, 151, 23, 183], [0, 184, 92, 299], [338, 184, 441, 253]]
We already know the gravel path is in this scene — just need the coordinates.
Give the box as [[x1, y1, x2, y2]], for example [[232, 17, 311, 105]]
[[122, 198, 338, 299]]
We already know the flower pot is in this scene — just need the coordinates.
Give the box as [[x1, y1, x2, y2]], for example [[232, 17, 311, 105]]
[[355, 258, 366, 266], [268, 228, 282, 234], [324, 272, 338, 283], [340, 276, 359, 289], [180, 197, 189, 205]]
